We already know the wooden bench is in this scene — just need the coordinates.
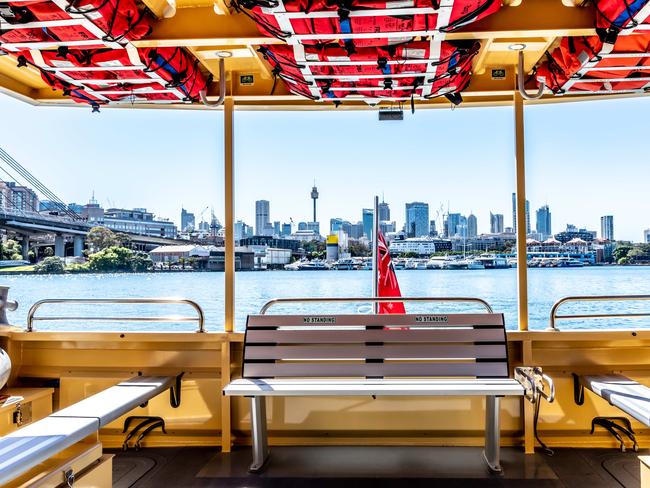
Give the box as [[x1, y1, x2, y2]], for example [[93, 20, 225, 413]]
[[224, 312, 532, 473], [0, 375, 176, 486], [575, 373, 650, 451]]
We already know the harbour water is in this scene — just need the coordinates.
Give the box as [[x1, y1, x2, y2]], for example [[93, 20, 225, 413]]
[[2, 266, 650, 332]]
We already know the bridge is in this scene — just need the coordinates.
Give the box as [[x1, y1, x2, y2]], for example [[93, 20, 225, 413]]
[[0, 148, 185, 260]]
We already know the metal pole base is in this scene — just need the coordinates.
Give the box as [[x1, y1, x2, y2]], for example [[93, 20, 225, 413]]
[[483, 395, 503, 473], [248, 396, 270, 473]]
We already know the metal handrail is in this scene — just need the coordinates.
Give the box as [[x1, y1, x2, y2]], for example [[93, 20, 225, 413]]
[[548, 294, 650, 331], [259, 296, 493, 315], [27, 298, 205, 333]]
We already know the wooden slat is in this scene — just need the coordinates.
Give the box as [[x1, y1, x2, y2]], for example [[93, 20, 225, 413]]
[[244, 344, 507, 360], [246, 328, 505, 344], [244, 361, 509, 378], [247, 313, 504, 328]]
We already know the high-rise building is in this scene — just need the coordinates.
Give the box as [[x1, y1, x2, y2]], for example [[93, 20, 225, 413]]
[[600, 215, 614, 241], [330, 217, 343, 233], [281, 222, 292, 236], [446, 213, 461, 238], [429, 220, 437, 237], [405, 202, 429, 238], [350, 222, 364, 240], [512, 193, 530, 234], [362, 209, 374, 240], [4, 181, 39, 213], [467, 213, 478, 238], [181, 208, 196, 232], [273, 221, 281, 236], [535, 205, 552, 239], [310, 184, 319, 223], [255, 200, 270, 236], [234, 220, 251, 241], [490, 212, 504, 234], [262, 222, 275, 236], [306, 221, 320, 235], [644, 229, 650, 243], [378, 200, 390, 221]]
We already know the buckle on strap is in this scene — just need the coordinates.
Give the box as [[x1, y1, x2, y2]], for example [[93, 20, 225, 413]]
[[515, 366, 555, 404]]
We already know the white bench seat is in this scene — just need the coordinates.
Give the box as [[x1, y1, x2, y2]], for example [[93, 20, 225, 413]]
[[0, 375, 175, 486], [224, 378, 525, 397], [580, 374, 650, 426]]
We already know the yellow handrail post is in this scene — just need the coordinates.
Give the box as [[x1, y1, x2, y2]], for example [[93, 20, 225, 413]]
[[514, 91, 529, 332], [224, 97, 235, 334]]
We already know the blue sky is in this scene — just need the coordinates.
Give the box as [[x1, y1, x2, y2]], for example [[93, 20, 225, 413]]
[[0, 93, 648, 241]]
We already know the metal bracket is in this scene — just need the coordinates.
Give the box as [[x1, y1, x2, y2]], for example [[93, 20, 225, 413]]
[[515, 366, 555, 404], [517, 50, 544, 100], [122, 416, 167, 451], [170, 372, 184, 408], [591, 416, 639, 452], [64, 468, 75, 487], [199, 58, 225, 108]]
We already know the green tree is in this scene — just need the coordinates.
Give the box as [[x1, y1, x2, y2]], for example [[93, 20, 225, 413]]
[[613, 244, 633, 262], [349, 242, 370, 257], [87, 246, 152, 272], [2, 240, 23, 260], [129, 252, 153, 272], [43, 247, 54, 257], [87, 227, 119, 252], [34, 256, 65, 274]]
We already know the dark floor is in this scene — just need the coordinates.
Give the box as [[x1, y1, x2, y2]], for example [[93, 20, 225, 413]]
[[107, 445, 649, 488]]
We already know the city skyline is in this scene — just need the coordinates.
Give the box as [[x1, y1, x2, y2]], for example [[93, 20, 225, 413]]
[[0, 93, 648, 241]]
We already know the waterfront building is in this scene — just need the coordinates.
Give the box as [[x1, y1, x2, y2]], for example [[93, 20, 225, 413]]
[[555, 224, 597, 243], [255, 200, 270, 236], [389, 237, 451, 256], [150, 244, 209, 264], [326, 234, 340, 261], [362, 208, 374, 240], [239, 236, 301, 253], [536, 205, 552, 239], [512, 193, 530, 234], [103, 208, 178, 238], [405, 202, 429, 238], [181, 208, 196, 232], [490, 213, 504, 234], [207, 247, 255, 271], [290, 229, 322, 241], [467, 213, 477, 238], [378, 200, 390, 221], [600, 215, 614, 241]]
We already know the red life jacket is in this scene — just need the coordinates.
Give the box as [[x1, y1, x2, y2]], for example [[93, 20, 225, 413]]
[[260, 40, 477, 103], [233, 0, 500, 51], [0, 0, 151, 49], [591, 0, 650, 44], [536, 33, 650, 94], [15, 46, 209, 107]]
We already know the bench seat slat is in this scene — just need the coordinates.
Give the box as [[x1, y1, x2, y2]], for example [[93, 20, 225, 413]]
[[244, 361, 508, 378], [50, 376, 174, 427], [245, 344, 507, 360], [224, 378, 525, 397], [246, 328, 505, 344], [581, 374, 650, 426], [0, 417, 99, 485], [247, 313, 505, 328]]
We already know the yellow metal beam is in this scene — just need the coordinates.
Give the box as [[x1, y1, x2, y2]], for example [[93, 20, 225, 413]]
[[514, 90, 529, 331], [224, 97, 235, 333], [133, 0, 596, 48]]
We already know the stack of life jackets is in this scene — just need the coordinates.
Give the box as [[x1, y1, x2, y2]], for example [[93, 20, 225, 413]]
[[535, 33, 650, 94], [591, 0, 650, 44], [0, 0, 151, 50], [259, 40, 478, 103], [233, 0, 501, 50], [15, 46, 210, 109]]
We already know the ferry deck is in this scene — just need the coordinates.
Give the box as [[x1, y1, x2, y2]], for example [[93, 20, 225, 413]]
[[0, 0, 650, 485]]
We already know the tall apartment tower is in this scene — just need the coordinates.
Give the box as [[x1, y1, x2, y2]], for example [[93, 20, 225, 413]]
[[490, 212, 504, 234], [512, 193, 530, 234], [536, 205, 552, 239], [600, 215, 614, 241], [255, 200, 270, 236]]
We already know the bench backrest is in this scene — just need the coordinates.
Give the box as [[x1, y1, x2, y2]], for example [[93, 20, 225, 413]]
[[243, 313, 509, 379]]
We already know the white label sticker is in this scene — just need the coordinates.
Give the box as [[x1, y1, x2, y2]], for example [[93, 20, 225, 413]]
[[305, 53, 320, 62], [385, 0, 414, 7], [402, 48, 426, 59], [96, 60, 127, 67], [326, 56, 351, 62], [50, 60, 75, 68]]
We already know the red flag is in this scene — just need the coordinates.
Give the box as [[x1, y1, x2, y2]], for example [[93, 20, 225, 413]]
[[377, 231, 406, 314]]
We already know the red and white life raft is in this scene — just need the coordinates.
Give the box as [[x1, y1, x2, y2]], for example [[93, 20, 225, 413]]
[[0, 0, 151, 51], [536, 33, 650, 95], [591, 0, 650, 44], [233, 0, 500, 51], [260, 40, 478, 102], [16, 46, 210, 108]]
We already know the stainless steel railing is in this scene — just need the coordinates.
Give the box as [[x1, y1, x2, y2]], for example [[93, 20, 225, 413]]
[[548, 294, 650, 331], [260, 296, 494, 314], [26, 298, 206, 332]]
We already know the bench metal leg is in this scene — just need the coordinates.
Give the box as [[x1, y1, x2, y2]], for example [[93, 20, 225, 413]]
[[483, 395, 502, 473], [249, 396, 270, 473]]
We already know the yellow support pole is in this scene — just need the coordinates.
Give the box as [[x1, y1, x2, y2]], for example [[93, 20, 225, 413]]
[[514, 91, 529, 331], [224, 97, 235, 333]]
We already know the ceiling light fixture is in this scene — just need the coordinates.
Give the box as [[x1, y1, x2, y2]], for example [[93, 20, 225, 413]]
[[508, 43, 527, 51]]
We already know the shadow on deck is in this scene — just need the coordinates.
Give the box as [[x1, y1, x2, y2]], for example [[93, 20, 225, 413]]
[[108, 446, 648, 488]]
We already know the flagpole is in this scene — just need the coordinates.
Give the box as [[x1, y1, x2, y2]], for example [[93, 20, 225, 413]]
[[372, 195, 379, 313]]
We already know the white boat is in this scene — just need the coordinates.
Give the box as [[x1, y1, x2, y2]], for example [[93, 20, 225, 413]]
[[476, 254, 509, 269], [332, 258, 359, 270], [463, 259, 485, 270], [297, 260, 329, 270], [426, 256, 448, 269]]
